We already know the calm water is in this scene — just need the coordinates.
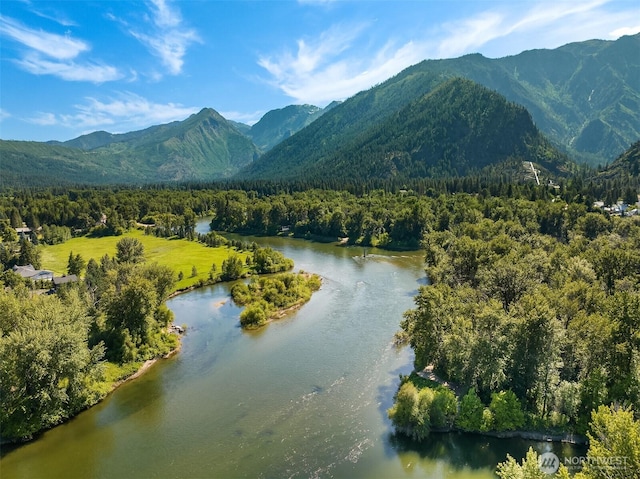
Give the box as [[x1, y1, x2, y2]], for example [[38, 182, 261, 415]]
[[1, 224, 584, 478]]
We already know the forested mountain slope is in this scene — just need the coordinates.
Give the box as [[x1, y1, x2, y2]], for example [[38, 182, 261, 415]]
[[248, 104, 329, 151], [0, 141, 115, 187], [598, 140, 640, 181], [241, 79, 572, 182], [2, 35, 636, 187], [239, 33, 639, 179], [1, 108, 260, 186]]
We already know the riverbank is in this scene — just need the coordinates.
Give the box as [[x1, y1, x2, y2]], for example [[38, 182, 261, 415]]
[[111, 334, 182, 389], [393, 367, 589, 445], [1, 327, 183, 446], [414, 425, 587, 444]]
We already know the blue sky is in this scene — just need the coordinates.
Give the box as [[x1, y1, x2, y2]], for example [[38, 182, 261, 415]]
[[1, 0, 638, 142]]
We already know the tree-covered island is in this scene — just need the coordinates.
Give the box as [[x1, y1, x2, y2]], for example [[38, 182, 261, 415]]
[[231, 271, 322, 329]]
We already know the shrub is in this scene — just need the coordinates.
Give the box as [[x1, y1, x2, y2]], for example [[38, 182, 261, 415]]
[[388, 381, 419, 430], [457, 388, 485, 431], [489, 390, 525, 431], [239, 301, 269, 328], [430, 388, 458, 428]]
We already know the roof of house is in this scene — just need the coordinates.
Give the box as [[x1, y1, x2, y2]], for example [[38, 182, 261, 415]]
[[53, 275, 78, 286], [12, 264, 54, 279]]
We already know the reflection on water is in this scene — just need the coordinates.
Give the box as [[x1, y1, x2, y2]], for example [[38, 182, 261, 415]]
[[1, 226, 585, 479]]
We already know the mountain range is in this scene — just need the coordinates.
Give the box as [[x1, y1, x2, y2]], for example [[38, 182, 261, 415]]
[[242, 78, 573, 182], [0, 34, 637, 187]]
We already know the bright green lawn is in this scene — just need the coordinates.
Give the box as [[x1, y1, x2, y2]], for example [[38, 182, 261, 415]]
[[40, 229, 249, 291]]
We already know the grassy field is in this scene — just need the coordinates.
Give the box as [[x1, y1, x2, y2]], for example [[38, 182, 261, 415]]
[[40, 229, 250, 291]]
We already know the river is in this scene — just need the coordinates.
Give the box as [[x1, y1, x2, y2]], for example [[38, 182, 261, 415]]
[[1, 221, 584, 478]]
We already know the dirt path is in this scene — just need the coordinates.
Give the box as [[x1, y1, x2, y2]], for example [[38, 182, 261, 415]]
[[417, 365, 465, 397]]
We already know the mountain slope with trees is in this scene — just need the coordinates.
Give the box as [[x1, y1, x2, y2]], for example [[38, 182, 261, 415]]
[[598, 140, 640, 180], [241, 79, 572, 182], [239, 33, 639, 179], [248, 103, 330, 151], [1, 108, 260, 187], [1, 35, 637, 188]]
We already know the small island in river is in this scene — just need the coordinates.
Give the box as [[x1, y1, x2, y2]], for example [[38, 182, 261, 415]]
[[231, 272, 322, 329]]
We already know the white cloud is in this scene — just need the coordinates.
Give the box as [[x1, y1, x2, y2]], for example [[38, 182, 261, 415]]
[[17, 54, 122, 82], [28, 112, 58, 126], [221, 110, 265, 126], [0, 14, 122, 83], [149, 0, 181, 28], [0, 108, 11, 122], [127, 0, 200, 75], [31, 93, 199, 132], [258, 0, 639, 105], [436, 11, 505, 58], [257, 22, 417, 104], [610, 25, 640, 37], [434, 0, 639, 59], [0, 15, 88, 60], [30, 7, 78, 27]]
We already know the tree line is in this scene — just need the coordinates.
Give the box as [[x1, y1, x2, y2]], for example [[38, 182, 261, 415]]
[[1, 170, 637, 248], [390, 194, 640, 439]]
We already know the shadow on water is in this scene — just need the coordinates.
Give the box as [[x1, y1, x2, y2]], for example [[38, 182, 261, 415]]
[[387, 431, 512, 471], [406, 275, 430, 297], [386, 431, 587, 472]]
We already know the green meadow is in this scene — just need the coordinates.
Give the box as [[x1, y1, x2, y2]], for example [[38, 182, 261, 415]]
[[40, 229, 250, 291]]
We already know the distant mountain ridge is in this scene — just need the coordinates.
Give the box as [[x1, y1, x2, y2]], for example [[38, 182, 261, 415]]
[[1, 34, 637, 188], [247, 104, 325, 151], [241, 78, 572, 182], [1, 108, 260, 186]]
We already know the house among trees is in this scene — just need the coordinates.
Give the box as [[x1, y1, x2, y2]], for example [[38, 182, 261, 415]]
[[53, 275, 79, 288], [14, 223, 32, 240], [12, 264, 54, 281]]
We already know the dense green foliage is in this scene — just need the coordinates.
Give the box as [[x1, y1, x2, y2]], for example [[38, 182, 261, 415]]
[[391, 193, 640, 438], [251, 247, 294, 274], [387, 375, 458, 440], [231, 273, 322, 328], [1, 173, 638, 253], [1, 178, 639, 445], [578, 405, 640, 479], [0, 288, 105, 440], [497, 448, 570, 479], [0, 239, 179, 441], [388, 374, 526, 437]]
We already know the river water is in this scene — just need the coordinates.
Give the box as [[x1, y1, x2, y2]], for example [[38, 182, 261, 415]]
[[1, 223, 583, 478]]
